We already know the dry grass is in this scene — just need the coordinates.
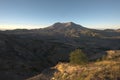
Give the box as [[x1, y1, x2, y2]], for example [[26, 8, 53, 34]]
[[51, 57, 120, 80]]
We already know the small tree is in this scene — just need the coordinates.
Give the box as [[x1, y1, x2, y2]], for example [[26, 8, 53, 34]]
[[70, 49, 88, 65]]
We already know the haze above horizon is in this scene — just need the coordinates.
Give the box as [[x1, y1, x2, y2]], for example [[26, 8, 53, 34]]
[[0, 0, 120, 30]]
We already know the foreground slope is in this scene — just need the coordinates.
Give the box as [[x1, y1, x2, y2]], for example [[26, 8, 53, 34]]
[[27, 50, 120, 80]]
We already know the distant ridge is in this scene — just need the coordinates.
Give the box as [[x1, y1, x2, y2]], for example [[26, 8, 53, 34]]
[[0, 22, 120, 38]]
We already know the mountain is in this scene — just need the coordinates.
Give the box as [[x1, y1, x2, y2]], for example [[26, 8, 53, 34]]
[[0, 22, 120, 80], [1, 22, 120, 38], [116, 29, 120, 32], [45, 22, 86, 30], [1, 22, 88, 37]]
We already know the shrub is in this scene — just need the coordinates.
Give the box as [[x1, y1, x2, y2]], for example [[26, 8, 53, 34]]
[[69, 49, 88, 65]]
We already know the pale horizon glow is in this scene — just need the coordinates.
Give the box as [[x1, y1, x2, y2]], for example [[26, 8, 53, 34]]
[[0, 23, 119, 30], [0, 24, 46, 30]]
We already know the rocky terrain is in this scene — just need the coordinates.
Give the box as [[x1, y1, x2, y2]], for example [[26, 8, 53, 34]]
[[27, 50, 120, 80], [0, 22, 120, 80]]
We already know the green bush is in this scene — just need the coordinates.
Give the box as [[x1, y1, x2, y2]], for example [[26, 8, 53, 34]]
[[70, 49, 88, 65]]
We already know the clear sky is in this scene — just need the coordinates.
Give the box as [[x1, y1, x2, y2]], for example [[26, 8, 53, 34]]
[[0, 0, 120, 30]]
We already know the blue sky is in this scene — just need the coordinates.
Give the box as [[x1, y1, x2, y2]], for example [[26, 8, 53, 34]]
[[0, 0, 120, 29]]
